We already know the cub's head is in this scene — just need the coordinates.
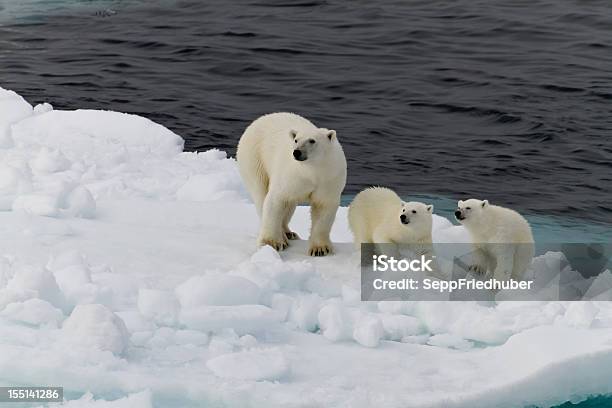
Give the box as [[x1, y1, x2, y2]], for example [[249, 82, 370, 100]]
[[290, 128, 337, 162], [455, 199, 489, 224], [399, 201, 433, 230]]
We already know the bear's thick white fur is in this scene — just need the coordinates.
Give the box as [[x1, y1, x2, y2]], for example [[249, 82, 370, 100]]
[[456, 199, 534, 281], [348, 187, 433, 247], [237, 112, 346, 256]]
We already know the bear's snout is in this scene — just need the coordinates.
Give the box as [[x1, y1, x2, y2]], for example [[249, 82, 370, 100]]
[[400, 214, 409, 224], [293, 149, 306, 161], [454, 210, 465, 221]]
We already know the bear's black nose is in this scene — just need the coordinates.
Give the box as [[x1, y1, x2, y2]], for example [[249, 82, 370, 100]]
[[454, 210, 463, 219], [293, 149, 302, 160], [400, 214, 408, 224]]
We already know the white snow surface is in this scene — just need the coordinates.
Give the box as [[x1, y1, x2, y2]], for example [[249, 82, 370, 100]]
[[1, 86, 612, 407]]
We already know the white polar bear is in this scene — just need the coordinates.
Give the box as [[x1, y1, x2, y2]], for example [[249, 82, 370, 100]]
[[237, 112, 347, 256], [348, 187, 433, 247], [455, 199, 535, 281]]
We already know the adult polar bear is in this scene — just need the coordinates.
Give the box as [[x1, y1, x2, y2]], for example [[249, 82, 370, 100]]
[[237, 113, 347, 256]]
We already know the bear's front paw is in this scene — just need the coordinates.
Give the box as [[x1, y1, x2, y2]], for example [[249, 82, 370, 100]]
[[469, 264, 487, 275], [285, 231, 300, 240], [259, 237, 289, 251], [308, 243, 333, 257]]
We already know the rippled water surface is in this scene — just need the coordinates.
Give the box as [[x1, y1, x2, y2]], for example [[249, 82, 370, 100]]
[[1, 0, 611, 225]]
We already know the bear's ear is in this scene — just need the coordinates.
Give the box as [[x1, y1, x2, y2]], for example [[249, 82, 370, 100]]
[[458, 200, 464, 206], [426, 204, 433, 213], [290, 129, 298, 140], [327, 130, 336, 141], [482, 200, 489, 208]]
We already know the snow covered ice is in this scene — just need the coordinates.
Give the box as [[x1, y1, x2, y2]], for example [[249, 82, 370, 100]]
[[1, 86, 612, 407]]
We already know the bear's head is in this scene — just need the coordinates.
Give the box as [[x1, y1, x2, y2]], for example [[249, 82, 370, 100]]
[[290, 128, 337, 163], [399, 201, 433, 231], [455, 199, 489, 224]]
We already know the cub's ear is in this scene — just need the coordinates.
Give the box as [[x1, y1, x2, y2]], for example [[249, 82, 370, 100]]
[[426, 204, 433, 213], [290, 129, 298, 140], [326, 129, 336, 141], [458, 200, 464, 206], [482, 200, 489, 208]]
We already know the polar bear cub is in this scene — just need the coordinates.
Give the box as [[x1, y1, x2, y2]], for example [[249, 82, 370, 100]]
[[348, 187, 433, 247], [455, 199, 534, 281], [237, 112, 347, 256]]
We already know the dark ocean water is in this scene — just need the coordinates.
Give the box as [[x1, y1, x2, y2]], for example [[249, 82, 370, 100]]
[[1, 0, 611, 228]]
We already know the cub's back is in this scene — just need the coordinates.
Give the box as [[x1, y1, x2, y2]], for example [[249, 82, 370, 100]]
[[490, 205, 534, 243], [348, 187, 401, 241]]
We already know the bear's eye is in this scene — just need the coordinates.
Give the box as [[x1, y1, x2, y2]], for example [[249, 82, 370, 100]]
[[412, 210, 417, 214], [309, 139, 316, 144], [466, 207, 471, 210]]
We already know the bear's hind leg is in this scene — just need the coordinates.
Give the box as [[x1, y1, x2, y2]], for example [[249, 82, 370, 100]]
[[258, 192, 289, 251], [282, 203, 300, 240], [512, 243, 534, 280], [250, 171, 269, 218], [491, 246, 515, 282]]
